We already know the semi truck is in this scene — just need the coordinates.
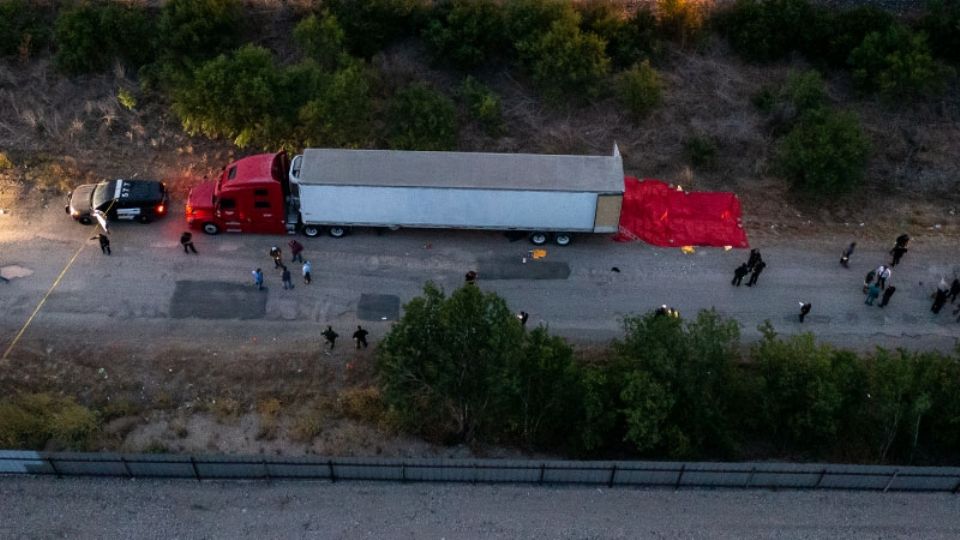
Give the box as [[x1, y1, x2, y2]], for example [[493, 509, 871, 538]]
[[186, 147, 625, 246]]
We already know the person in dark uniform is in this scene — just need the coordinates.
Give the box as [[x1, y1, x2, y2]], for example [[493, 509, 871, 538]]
[[840, 242, 856, 268], [517, 311, 529, 328], [889, 244, 907, 266], [353, 325, 369, 349], [747, 249, 761, 270], [799, 302, 812, 323], [465, 270, 478, 284], [321, 326, 339, 351], [746, 260, 767, 287], [878, 285, 896, 308], [93, 233, 111, 255], [732, 263, 749, 286], [180, 231, 197, 254]]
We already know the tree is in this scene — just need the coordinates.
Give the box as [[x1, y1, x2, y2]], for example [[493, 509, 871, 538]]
[[293, 12, 347, 70], [326, 0, 427, 59], [298, 60, 376, 148], [154, 0, 244, 76], [376, 283, 523, 442], [458, 76, 505, 136], [921, 0, 960, 63], [386, 83, 458, 150], [515, 15, 610, 101], [422, 0, 507, 69], [775, 109, 869, 195], [616, 60, 663, 121], [849, 25, 950, 101], [576, 1, 662, 68], [54, 2, 155, 74], [0, 0, 51, 59], [172, 44, 282, 147]]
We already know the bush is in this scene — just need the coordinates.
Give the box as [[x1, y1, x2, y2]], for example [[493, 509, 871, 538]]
[[656, 0, 708, 48], [54, 2, 155, 74], [921, 0, 960, 63], [813, 6, 894, 67], [0, 0, 51, 59], [293, 12, 347, 70], [849, 25, 951, 101], [775, 109, 870, 195], [616, 60, 663, 120], [504, 0, 575, 45], [718, 0, 819, 62], [780, 70, 827, 113], [153, 0, 244, 81], [577, 2, 661, 68], [515, 14, 610, 101], [683, 135, 719, 170], [172, 44, 283, 147], [386, 82, 458, 150], [458, 76, 505, 136], [423, 0, 507, 69], [0, 393, 99, 450], [298, 60, 376, 148], [326, 0, 427, 59]]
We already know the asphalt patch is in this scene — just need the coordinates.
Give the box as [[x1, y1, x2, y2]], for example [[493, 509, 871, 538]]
[[478, 257, 570, 280], [358, 293, 400, 321], [170, 280, 267, 320]]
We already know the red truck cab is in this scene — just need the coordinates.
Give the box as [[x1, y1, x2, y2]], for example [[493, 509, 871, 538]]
[[186, 152, 290, 235]]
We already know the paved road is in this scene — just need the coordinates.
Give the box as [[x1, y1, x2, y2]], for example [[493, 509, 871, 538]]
[[0, 201, 958, 356], [1, 476, 959, 539]]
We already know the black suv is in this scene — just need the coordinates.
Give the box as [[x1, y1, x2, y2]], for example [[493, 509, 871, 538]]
[[66, 179, 169, 224]]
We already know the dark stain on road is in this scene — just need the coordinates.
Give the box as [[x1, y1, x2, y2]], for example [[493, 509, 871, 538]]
[[170, 281, 266, 319], [478, 257, 570, 280], [358, 293, 400, 321]]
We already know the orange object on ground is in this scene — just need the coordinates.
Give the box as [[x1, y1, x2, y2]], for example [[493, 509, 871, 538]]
[[614, 177, 749, 248]]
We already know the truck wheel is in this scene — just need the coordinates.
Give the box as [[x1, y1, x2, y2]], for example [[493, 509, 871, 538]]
[[78, 216, 92, 225], [302, 226, 321, 238], [202, 222, 220, 235], [529, 232, 548, 246], [328, 226, 346, 238], [138, 215, 150, 224], [554, 233, 573, 246]]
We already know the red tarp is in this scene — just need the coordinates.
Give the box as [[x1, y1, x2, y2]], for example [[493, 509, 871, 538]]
[[615, 177, 749, 248]]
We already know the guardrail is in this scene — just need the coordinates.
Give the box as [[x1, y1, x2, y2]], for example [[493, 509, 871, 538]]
[[2, 450, 959, 492]]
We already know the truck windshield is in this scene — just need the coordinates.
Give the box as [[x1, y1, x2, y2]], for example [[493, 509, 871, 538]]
[[91, 180, 117, 209]]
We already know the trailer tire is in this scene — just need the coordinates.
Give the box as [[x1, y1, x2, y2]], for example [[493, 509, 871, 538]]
[[554, 233, 573, 246], [302, 225, 321, 238], [328, 226, 346, 238], [529, 232, 548, 246], [202, 222, 220, 235]]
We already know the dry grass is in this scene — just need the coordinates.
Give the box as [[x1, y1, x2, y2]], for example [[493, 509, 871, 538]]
[[256, 398, 282, 440], [210, 397, 242, 424], [291, 404, 328, 443]]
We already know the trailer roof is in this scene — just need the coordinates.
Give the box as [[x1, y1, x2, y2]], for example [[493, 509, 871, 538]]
[[294, 147, 625, 193]]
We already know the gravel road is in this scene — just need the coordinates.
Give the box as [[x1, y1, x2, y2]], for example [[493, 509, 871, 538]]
[[1, 476, 959, 539]]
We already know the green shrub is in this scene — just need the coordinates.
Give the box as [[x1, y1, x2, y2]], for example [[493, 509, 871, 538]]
[[515, 15, 610, 102], [54, 2, 155, 74], [849, 25, 951, 101], [293, 11, 347, 70], [386, 82, 458, 150], [780, 70, 827, 113], [812, 6, 894, 67], [172, 44, 283, 147], [423, 0, 507, 69], [153, 0, 244, 80], [683, 135, 719, 170], [0, 393, 99, 450], [0, 0, 51, 58], [326, 0, 427, 59], [616, 60, 662, 120], [298, 60, 376, 148], [921, 0, 960, 63], [504, 0, 575, 45], [718, 0, 819, 62], [775, 109, 870, 195], [458, 76, 504, 136], [577, 2, 661, 68], [656, 0, 707, 48]]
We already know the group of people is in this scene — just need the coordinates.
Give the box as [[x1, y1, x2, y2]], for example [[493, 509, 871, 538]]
[[320, 325, 370, 353], [253, 240, 312, 291], [731, 249, 767, 287]]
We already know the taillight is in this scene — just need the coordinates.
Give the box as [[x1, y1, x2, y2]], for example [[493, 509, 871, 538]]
[[157, 204, 165, 214], [185, 204, 192, 216]]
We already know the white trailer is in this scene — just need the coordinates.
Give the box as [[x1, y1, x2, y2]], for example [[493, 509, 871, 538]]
[[288, 146, 625, 245]]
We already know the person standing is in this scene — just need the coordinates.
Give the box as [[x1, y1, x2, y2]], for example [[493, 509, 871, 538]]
[[746, 260, 767, 287], [465, 270, 478, 284], [270, 246, 282, 269], [289, 239, 304, 263], [93, 233, 111, 255], [889, 243, 907, 266], [799, 302, 812, 323], [281, 265, 293, 289], [352, 325, 369, 349], [840, 242, 856, 268], [747, 249, 761, 270], [865, 283, 881, 305], [948, 277, 960, 304], [321, 326, 338, 352], [180, 231, 198, 254], [252, 268, 264, 290], [863, 269, 876, 293], [302, 260, 312, 284], [878, 285, 897, 308], [732, 263, 749, 286], [876, 265, 891, 290], [932, 288, 949, 314], [517, 311, 529, 327], [895, 233, 910, 249]]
